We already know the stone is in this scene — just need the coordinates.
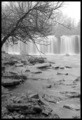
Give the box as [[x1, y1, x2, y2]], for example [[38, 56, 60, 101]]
[[50, 114, 60, 118], [33, 105, 42, 114], [32, 71, 42, 74], [21, 60, 28, 65], [2, 86, 9, 94], [63, 104, 80, 111], [2, 79, 22, 87], [3, 60, 18, 66], [73, 77, 80, 83], [37, 63, 51, 69], [2, 107, 8, 114], [57, 72, 62, 75], [65, 53, 70, 56], [65, 73, 68, 75], [73, 116, 80, 119], [54, 66, 60, 69], [69, 94, 80, 98], [28, 93, 39, 99], [60, 67, 64, 69], [28, 57, 46, 65], [15, 63, 24, 67], [46, 85, 52, 88], [6, 103, 29, 112], [42, 107, 52, 116], [65, 66, 72, 68]]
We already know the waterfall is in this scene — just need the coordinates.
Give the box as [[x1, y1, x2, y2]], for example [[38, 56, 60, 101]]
[[2, 35, 80, 55], [60, 35, 80, 55]]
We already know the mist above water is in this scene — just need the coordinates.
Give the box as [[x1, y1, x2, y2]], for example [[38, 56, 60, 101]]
[[2, 35, 80, 55]]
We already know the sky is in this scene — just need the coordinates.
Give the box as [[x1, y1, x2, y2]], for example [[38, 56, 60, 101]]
[[61, 2, 80, 25], [2, 1, 80, 25]]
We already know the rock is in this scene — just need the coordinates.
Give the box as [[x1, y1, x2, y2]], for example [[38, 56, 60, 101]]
[[46, 85, 52, 88], [21, 60, 28, 65], [63, 104, 80, 111], [2, 107, 8, 114], [25, 69, 30, 72], [3, 74, 27, 80], [69, 94, 80, 98], [65, 66, 72, 68], [9, 96, 23, 103], [54, 66, 60, 69], [28, 57, 46, 65], [65, 73, 68, 75], [50, 114, 60, 118], [4, 115, 13, 119], [28, 93, 39, 99], [42, 107, 52, 116], [49, 61, 55, 64], [37, 98, 46, 106], [6, 103, 29, 112], [15, 63, 24, 67], [3, 60, 18, 66], [32, 71, 42, 74], [57, 72, 62, 75], [65, 53, 70, 56], [73, 77, 80, 83], [43, 94, 60, 104], [37, 63, 51, 69], [2, 78, 22, 87], [9, 71, 18, 75], [73, 116, 80, 119], [60, 67, 64, 69], [33, 105, 42, 114], [2, 66, 5, 71], [6, 103, 42, 115], [2, 86, 9, 94]]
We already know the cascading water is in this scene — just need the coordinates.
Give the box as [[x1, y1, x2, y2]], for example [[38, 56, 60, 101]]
[[60, 35, 80, 55], [2, 35, 80, 55]]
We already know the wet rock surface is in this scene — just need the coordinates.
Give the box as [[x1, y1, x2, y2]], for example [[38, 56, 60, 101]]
[[1, 53, 80, 118]]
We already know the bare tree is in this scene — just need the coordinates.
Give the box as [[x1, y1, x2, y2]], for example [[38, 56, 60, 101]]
[[2, 1, 63, 48]]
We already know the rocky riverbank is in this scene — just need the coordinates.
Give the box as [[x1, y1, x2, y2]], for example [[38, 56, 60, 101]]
[[1, 52, 80, 119]]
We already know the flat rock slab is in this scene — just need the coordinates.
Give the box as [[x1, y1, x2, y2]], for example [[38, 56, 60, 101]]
[[63, 104, 80, 111], [2, 78, 23, 87], [3, 60, 18, 66], [15, 63, 24, 67], [36, 63, 51, 69]]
